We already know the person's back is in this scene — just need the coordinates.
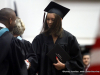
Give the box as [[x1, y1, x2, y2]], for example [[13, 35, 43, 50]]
[[11, 17, 38, 75], [11, 17, 32, 60], [0, 8, 28, 75], [0, 29, 12, 75]]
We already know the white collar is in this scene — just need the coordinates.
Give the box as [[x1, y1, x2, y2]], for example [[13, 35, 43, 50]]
[[0, 23, 6, 28], [84, 64, 90, 68], [87, 64, 90, 67]]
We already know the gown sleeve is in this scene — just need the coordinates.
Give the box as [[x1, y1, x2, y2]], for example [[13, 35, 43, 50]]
[[30, 36, 41, 74], [25, 40, 38, 75], [10, 37, 28, 75], [18, 39, 38, 75], [64, 36, 84, 74]]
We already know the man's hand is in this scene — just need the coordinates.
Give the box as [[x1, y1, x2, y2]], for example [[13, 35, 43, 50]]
[[53, 57, 66, 70]]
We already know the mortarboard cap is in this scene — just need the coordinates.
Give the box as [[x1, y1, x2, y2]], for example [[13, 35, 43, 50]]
[[44, 1, 70, 19]]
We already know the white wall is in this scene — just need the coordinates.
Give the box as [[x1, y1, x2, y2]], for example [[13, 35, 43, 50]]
[[14, 0, 52, 42], [0, 0, 14, 9], [0, 0, 100, 45], [56, 1, 100, 45]]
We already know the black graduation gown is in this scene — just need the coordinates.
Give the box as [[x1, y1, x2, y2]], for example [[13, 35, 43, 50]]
[[20, 39, 32, 59], [15, 39, 31, 59], [20, 39, 38, 75], [0, 31, 28, 75], [32, 30, 84, 75]]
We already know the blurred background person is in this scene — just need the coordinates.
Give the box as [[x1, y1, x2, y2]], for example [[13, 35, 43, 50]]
[[82, 53, 90, 71]]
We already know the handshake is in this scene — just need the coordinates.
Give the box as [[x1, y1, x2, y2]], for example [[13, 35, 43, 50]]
[[24, 59, 31, 69]]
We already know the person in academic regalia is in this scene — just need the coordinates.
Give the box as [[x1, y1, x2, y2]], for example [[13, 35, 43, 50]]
[[31, 1, 84, 75], [0, 8, 37, 75], [11, 17, 37, 75]]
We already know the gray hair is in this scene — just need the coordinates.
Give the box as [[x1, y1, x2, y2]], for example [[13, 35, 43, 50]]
[[12, 17, 25, 35]]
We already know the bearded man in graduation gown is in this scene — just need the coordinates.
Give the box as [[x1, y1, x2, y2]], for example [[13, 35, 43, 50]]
[[0, 8, 38, 75]]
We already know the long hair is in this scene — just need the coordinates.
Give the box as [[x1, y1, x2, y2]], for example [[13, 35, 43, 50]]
[[40, 13, 63, 38]]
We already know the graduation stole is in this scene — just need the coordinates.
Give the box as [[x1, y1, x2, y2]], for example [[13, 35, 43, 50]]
[[0, 28, 9, 36]]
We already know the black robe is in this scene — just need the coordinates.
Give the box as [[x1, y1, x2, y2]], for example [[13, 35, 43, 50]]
[[0, 30, 37, 75], [0, 31, 27, 75], [19, 39, 38, 75], [31, 30, 84, 75]]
